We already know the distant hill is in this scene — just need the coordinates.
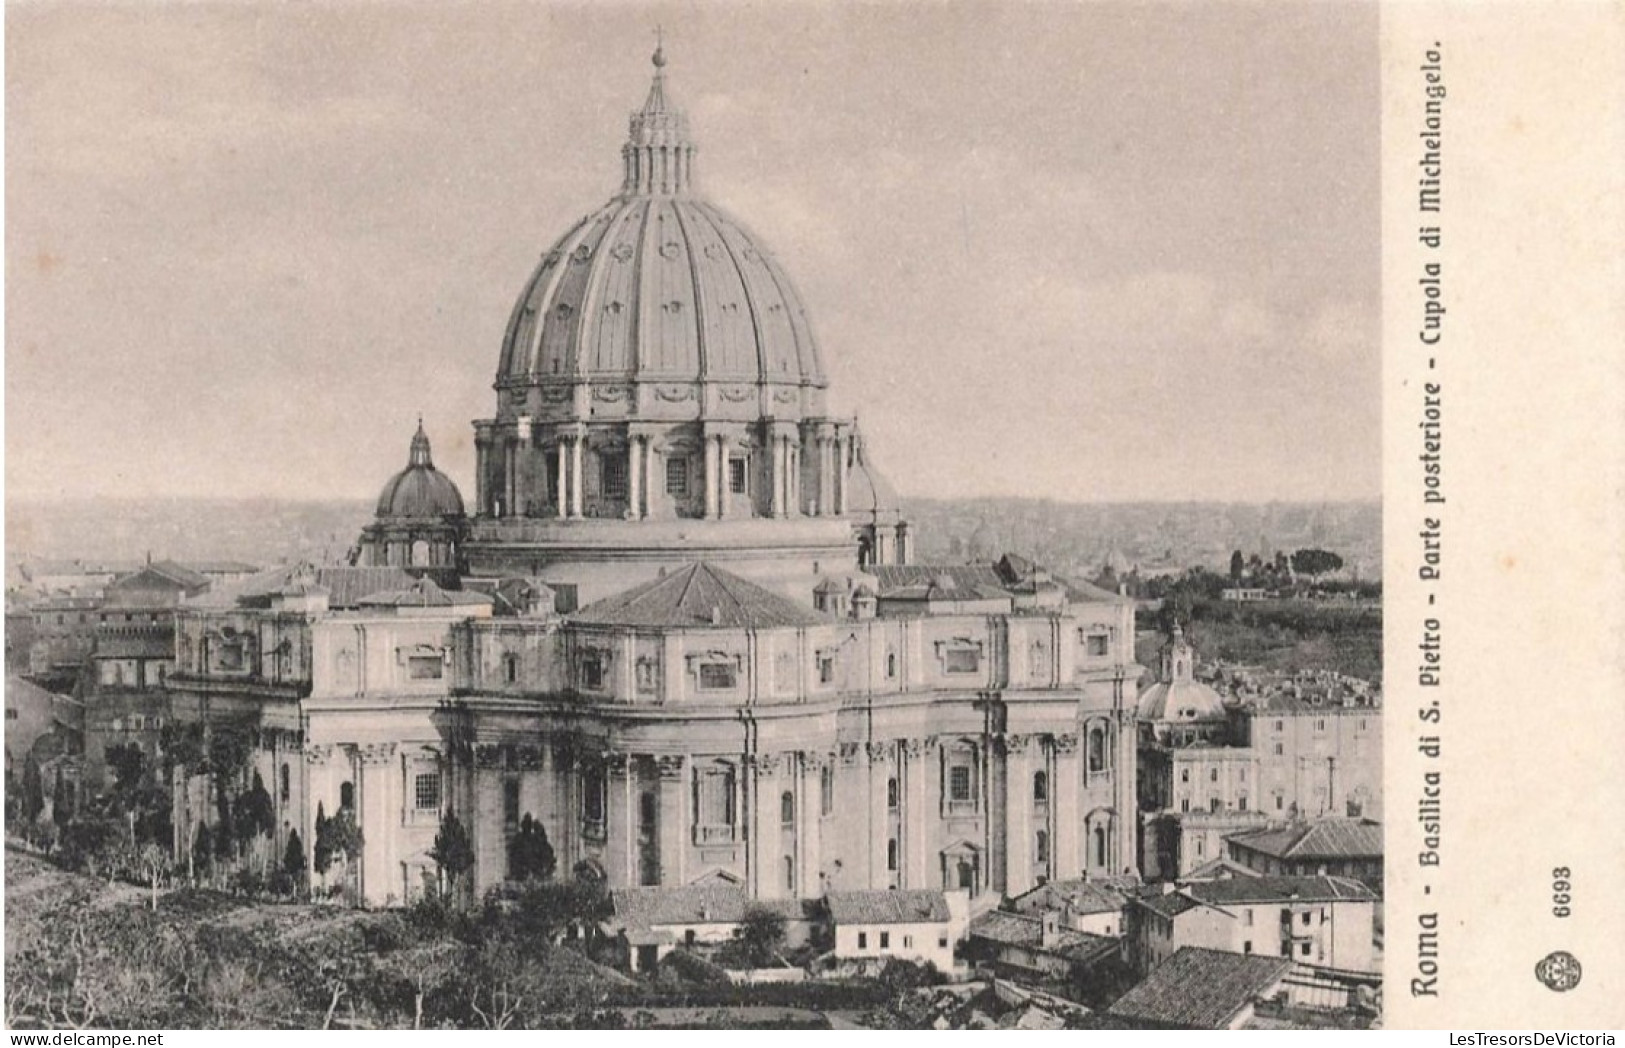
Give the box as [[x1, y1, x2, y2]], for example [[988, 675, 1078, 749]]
[[4, 496, 1380, 585], [6, 498, 373, 579]]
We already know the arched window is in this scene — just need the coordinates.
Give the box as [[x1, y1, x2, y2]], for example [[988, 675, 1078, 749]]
[[504, 653, 519, 684], [1035, 830, 1049, 864], [279, 763, 291, 805], [1093, 826, 1108, 869], [887, 777, 899, 810], [781, 790, 795, 826], [887, 838, 899, 871], [1033, 770, 1048, 803], [410, 539, 430, 566], [339, 781, 355, 811], [784, 855, 795, 892], [1088, 726, 1107, 773]]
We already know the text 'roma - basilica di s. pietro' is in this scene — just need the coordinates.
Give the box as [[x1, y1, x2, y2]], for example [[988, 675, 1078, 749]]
[[167, 47, 1143, 907]]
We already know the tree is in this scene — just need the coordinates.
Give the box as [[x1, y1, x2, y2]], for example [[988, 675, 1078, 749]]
[[506, 815, 555, 883], [1228, 549, 1245, 581], [430, 814, 475, 896], [52, 765, 75, 826], [283, 829, 306, 879], [233, 771, 276, 870], [106, 743, 147, 798], [20, 752, 45, 825], [312, 803, 333, 875], [735, 905, 787, 968], [1290, 548, 1345, 578], [192, 823, 214, 881]]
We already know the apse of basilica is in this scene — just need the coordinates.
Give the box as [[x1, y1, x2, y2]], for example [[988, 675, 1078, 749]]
[[169, 47, 1144, 907]]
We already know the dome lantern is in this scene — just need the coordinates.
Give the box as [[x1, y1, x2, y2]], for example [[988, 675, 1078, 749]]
[[622, 42, 697, 197]]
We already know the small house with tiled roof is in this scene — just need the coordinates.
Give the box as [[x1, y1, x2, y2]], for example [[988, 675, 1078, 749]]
[[826, 888, 962, 971], [1131, 875, 1378, 975]]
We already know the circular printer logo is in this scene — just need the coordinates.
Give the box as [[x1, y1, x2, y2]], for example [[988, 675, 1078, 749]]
[[1535, 950, 1582, 992]]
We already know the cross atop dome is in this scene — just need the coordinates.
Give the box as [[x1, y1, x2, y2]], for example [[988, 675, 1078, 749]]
[[623, 34, 695, 196]]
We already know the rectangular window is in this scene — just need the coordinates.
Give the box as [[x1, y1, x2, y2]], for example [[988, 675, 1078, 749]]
[[1273, 742, 1284, 756], [1302, 911, 1312, 926], [858, 932, 868, 950], [602, 456, 627, 499], [880, 931, 890, 949], [820, 764, 834, 815], [949, 765, 972, 802], [939, 937, 949, 949], [818, 653, 837, 685], [636, 658, 659, 694], [579, 651, 606, 690], [1244, 940, 1253, 954], [665, 456, 688, 496], [698, 662, 737, 690], [1086, 633, 1109, 657], [1244, 908, 1254, 927], [414, 772, 441, 812], [729, 457, 747, 495], [1181, 768, 1191, 783], [1275, 794, 1285, 811], [1300, 942, 1312, 957], [1210, 768, 1219, 782], [903, 935, 913, 949], [504, 778, 521, 830], [408, 655, 444, 680], [944, 648, 980, 674]]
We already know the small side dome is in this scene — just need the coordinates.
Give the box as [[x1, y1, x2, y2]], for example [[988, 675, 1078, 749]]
[[376, 422, 465, 519], [844, 427, 902, 522]]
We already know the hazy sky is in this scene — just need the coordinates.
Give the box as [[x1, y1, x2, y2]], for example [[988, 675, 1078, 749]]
[[6, 1, 1379, 505]]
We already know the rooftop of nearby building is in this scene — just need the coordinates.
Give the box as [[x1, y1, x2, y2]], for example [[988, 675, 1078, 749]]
[[1106, 947, 1291, 1029], [1138, 875, 1377, 920], [826, 888, 950, 925], [966, 910, 1118, 965], [1010, 876, 1137, 916], [1226, 819, 1383, 862], [356, 577, 495, 609], [569, 562, 823, 629], [607, 884, 813, 945], [189, 564, 418, 610]]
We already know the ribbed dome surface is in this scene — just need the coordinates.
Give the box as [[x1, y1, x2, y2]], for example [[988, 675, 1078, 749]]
[[376, 423, 465, 519], [496, 198, 824, 389], [844, 431, 902, 522], [494, 47, 824, 402], [1135, 677, 1229, 723]]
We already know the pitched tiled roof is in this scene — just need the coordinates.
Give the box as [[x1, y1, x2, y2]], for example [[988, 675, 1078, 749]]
[[1226, 819, 1383, 861], [570, 562, 822, 629], [608, 885, 813, 944], [826, 889, 950, 925], [1137, 891, 1203, 920], [867, 561, 1132, 606], [1012, 877, 1135, 915], [1107, 947, 1290, 1029], [1183, 875, 1377, 906], [192, 564, 417, 610], [967, 910, 1118, 964], [356, 577, 494, 608]]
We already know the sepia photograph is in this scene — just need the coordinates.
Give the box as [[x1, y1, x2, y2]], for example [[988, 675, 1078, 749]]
[[4, 1, 1393, 1031]]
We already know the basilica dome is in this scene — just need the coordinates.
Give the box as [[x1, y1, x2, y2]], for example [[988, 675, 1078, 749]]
[[376, 422, 465, 519], [493, 46, 825, 414]]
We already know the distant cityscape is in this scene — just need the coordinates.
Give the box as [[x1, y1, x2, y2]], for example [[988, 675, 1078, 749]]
[[6, 496, 1380, 591]]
